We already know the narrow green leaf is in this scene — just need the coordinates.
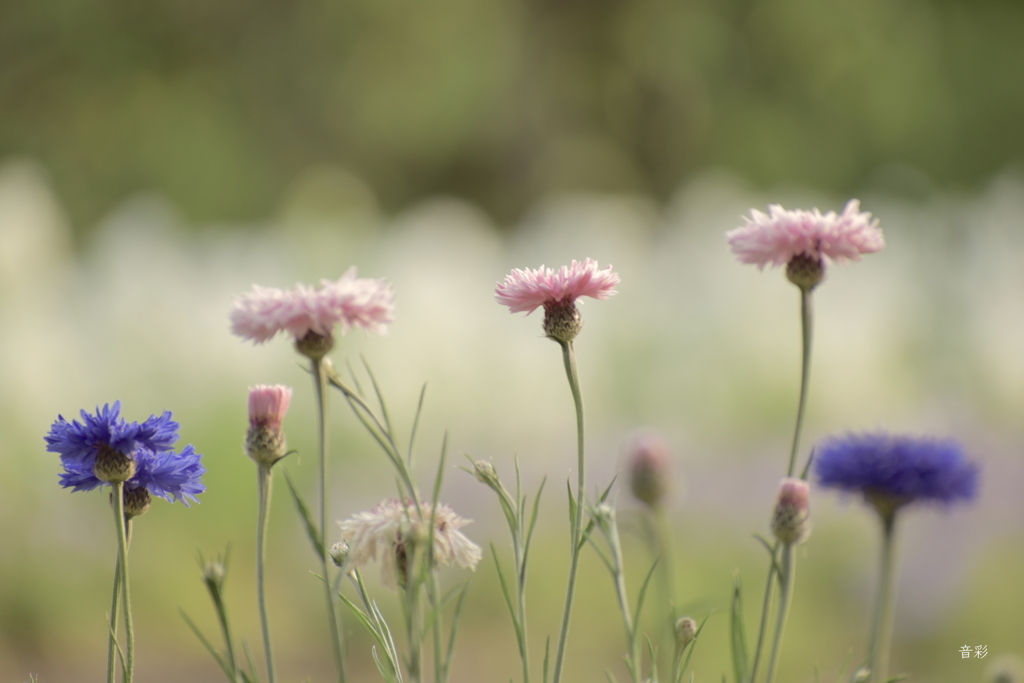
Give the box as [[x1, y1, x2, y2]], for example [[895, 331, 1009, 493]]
[[729, 577, 749, 683], [361, 354, 393, 436], [800, 448, 815, 481], [633, 557, 661, 629], [282, 471, 324, 558], [444, 580, 472, 674], [752, 535, 783, 580], [179, 609, 234, 681], [566, 479, 577, 531], [543, 636, 551, 683], [584, 535, 615, 576], [598, 474, 619, 504], [522, 476, 547, 574], [241, 640, 261, 683], [490, 544, 523, 643], [407, 383, 427, 467]]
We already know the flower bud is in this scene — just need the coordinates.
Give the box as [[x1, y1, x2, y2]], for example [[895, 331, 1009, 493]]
[[473, 460, 499, 487], [246, 385, 292, 466], [202, 557, 227, 592], [771, 477, 811, 545], [295, 330, 335, 360], [94, 444, 136, 484], [628, 431, 674, 507], [543, 298, 583, 343], [675, 616, 697, 648], [785, 253, 825, 291], [123, 487, 152, 518], [330, 542, 350, 568], [850, 668, 870, 683]]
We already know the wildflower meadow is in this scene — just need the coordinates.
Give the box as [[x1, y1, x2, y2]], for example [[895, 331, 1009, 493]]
[[2, 164, 1023, 682]]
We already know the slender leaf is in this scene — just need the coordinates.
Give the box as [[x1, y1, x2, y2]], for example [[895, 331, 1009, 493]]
[[361, 355, 393, 436], [407, 383, 428, 467], [729, 577, 749, 683], [282, 471, 324, 557], [633, 557, 661, 630], [543, 636, 551, 683], [800, 449, 815, 481], [752, 535, 783, 580], [444, 580, 472, 673], [491, 544, 523, 642], [179, 609, 234, 681]]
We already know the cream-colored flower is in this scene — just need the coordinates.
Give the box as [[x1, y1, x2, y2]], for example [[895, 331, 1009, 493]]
[[338, 499, 481, 589]]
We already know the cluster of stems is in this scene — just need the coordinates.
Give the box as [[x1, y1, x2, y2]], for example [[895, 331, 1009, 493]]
[[106, 486, 134, 683], [747, 287, 814, 683]]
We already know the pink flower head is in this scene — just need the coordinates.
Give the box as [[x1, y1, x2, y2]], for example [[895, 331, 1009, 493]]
[[230, 267, 395, 344], [248, 385, 293, 429], [495, 258, 620, 314], [776, 477, 810, 512], [726, 200, 884, 269]]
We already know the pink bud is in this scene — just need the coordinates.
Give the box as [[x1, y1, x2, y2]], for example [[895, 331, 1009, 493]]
[[771, 477, 811, 545], [248, 385, 293, 430], [628, 431, 674, 507]]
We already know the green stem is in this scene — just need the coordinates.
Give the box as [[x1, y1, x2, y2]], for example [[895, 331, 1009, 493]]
[[608, 520, 641, 683], [748, 543, 779, 683], [429, 572, 445, 683], [517, 530, 531, 683], [256, 463, 277, 683], [552, 340, 586, 683], [107, 553, 120, 683], [106, 521, 132, 683], [764, 544, 795, 683], [312, 357, 348, 683], [787, 288, 814, 477], [868, 513, 899, 683], [111, 482, 134, 683]]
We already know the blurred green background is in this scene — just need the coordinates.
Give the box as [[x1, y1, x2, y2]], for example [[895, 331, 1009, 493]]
[[1, 0, 1023, 682]]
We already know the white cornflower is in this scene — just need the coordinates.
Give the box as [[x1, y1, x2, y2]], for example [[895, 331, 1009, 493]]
[[338, 499, 482, 589]]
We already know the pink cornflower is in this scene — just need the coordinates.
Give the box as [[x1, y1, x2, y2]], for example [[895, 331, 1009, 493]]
[[246, 384, 293, 466], [726, 200, 883, 289], [230, 267, 394, 353], [495, 258, 619, 342]]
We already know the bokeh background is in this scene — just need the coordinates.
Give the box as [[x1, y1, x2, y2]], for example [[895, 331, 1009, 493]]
[[2, 1, 1023, 681]]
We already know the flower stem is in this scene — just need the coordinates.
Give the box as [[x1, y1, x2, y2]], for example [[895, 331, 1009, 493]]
[[256, 463, 277, 683], [111, 482, 134, 683], [552, 340, 586, 683], [869, 513, 899, 683], [607, 518, 641, 683], [106, 520, 131, 683], [312, 357, 347, 683], [764, 544, 795, 683], [787, 288, 814, 477], [748, 543, 778, 683]]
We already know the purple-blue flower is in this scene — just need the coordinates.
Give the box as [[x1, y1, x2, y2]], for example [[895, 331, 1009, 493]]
[[45, 401, 205, 505], [815, 432, 978, 510]]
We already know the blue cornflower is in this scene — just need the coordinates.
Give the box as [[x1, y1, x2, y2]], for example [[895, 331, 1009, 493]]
[[45, 401, 205, 506], [815, 432, 978, 514]]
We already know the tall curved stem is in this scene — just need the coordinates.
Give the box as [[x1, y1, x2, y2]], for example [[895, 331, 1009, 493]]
[[787, 288, 814, 477], [552, 341, 585, 683], [312, 357, 347, 683], [111, 482, 134, 683], [764, 545, 795, 683], [256, 463, 277, 683]]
